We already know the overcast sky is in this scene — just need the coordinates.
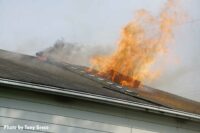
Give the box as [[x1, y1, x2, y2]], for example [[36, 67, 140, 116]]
[[0, 0, 200, 101]]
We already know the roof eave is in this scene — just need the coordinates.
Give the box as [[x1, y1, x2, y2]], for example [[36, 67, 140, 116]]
[[0, 77, 200, 122]]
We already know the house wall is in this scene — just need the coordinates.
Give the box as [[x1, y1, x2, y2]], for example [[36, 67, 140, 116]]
[[0, 87, 200, 133]]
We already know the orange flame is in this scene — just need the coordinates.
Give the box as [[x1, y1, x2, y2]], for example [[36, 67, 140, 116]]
[[90, 0, 185, 88]]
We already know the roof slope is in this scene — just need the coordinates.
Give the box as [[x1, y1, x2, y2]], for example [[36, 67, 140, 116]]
[[0, 49, 200, 116], [0, 49, 153, 104]]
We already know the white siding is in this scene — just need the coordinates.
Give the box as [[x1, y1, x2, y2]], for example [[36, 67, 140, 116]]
[[0, 87, 199, 133]]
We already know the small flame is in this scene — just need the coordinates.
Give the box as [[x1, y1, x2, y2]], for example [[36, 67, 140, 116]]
[[89, 0, 185, 88]]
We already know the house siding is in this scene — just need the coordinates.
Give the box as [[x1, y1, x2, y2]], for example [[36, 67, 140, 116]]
[[0, 87, 199, 133]]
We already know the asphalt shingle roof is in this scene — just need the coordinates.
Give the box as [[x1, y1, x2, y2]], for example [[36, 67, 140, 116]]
[[0, 49, 200, 115]]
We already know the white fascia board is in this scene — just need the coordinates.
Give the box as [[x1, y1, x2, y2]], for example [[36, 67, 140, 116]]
[[0, 78, 200, 122]]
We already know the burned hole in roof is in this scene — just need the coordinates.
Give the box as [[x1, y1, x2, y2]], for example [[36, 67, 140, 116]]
[[86, 68, 142, 88], [42, 57, 139, 98]]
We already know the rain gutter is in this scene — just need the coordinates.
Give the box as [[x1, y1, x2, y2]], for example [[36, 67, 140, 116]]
[[0, 77, 200, 122]]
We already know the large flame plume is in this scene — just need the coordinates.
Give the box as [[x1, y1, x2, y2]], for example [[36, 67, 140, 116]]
[[89, 0, 185, 88]]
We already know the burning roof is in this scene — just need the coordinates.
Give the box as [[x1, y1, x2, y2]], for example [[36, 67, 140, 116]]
[[0, 49, 200, 118], [36, 0, 186, 89], [0, 0, 197, 118]]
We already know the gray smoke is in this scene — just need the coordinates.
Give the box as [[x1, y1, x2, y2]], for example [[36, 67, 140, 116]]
[[36, 39, 115, 66]]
